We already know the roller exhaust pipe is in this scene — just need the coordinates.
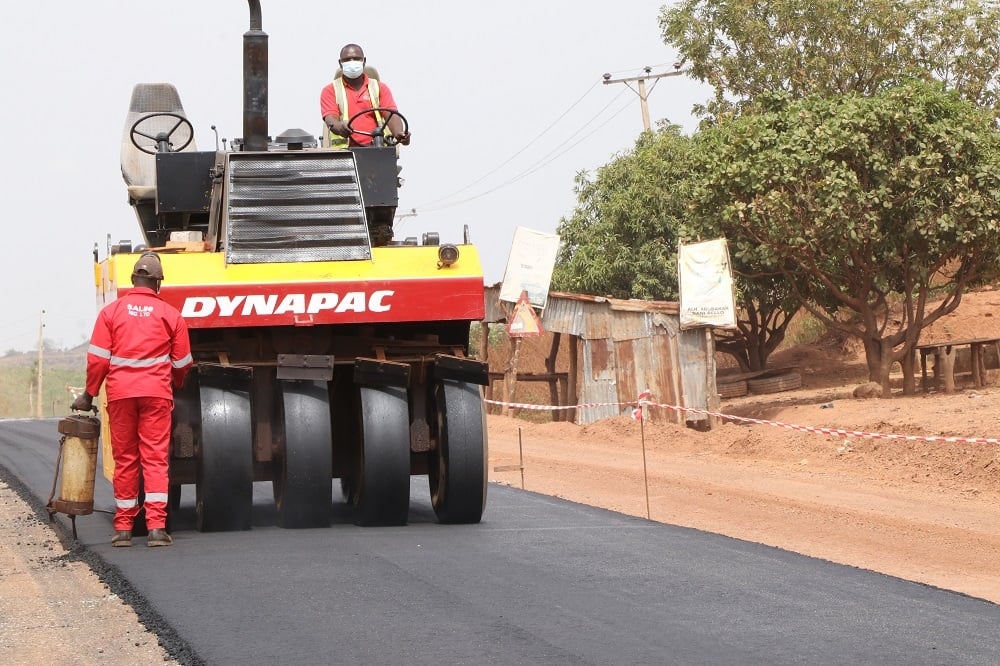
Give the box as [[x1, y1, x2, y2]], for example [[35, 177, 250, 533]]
[[243, 0, 268, 151]]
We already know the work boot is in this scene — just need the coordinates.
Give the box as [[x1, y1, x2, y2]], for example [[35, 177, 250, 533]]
[[147, 529, 172, 547], [111, 530, 132, 547]]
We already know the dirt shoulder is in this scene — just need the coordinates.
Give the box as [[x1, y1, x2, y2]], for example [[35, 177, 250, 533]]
[[0, 478, 179, 665]]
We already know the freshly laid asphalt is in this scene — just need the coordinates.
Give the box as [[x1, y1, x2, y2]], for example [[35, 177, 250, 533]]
[[2, 418, 998, 665]]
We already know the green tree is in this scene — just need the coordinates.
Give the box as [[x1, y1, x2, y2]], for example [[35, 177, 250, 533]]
[[659, 0, 1000, 120], [553, 125, 693, 300], [554, 124, 801, 372], [711, 272, 802, 373], [688, 83, 1000, 393]]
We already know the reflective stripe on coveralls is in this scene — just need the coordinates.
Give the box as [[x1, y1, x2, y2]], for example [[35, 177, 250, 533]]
[[89, 345, 191, 371]]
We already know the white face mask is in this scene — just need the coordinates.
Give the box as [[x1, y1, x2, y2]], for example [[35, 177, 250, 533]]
[[341, 60, 364, 80]]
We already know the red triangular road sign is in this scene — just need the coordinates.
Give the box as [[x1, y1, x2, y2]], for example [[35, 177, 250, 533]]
[[506, 290, 545, 337]]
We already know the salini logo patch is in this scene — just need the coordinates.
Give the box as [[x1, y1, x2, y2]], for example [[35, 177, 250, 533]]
[[128, 304, 155, 318]]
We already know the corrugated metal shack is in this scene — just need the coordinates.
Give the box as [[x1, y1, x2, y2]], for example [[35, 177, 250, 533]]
[[482, 287, 716, 426]]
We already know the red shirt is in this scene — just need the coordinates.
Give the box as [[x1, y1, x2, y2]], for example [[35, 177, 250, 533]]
[[319, 75, 398, 146], [85, 287, 193, 401]]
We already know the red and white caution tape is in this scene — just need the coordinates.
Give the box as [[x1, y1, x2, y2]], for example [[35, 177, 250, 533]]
[[483, 399, 628, 412], [631, 389, 653, 420], [486, 393, 1000, 446]]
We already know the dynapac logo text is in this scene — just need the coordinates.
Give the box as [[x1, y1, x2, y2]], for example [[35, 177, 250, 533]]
[[181, 291, 394, 318]]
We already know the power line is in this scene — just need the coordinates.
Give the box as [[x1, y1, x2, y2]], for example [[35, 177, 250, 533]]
[[418, 94, 636, 212], [418, 85, 632, 213], [414, 80, 606, 211]]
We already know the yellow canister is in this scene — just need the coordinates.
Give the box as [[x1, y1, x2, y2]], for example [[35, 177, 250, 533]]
[[50, 415, 101, 516]]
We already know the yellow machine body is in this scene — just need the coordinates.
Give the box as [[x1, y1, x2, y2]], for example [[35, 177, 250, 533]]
[[84, 3, 491, 531]]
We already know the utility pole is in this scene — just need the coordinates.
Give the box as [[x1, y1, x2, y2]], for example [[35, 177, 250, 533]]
[[602, 66, 687, 132], [36, 309, 45, 418]]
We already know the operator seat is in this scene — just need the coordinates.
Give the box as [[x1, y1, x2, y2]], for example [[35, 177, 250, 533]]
[[120, 83, 197, 202]]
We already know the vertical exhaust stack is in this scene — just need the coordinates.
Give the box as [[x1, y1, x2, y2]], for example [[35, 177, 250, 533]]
[[243, 0, 268, 151]]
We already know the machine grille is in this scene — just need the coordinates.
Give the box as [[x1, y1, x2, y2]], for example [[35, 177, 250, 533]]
[[224, 151, 372, 264]]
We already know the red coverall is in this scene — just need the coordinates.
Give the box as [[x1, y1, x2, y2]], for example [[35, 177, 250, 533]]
[[84, 287, 192, 531]]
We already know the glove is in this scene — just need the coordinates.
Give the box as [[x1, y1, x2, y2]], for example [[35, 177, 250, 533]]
[[327, 120, 349, 138], [71, 392, 94, 412]]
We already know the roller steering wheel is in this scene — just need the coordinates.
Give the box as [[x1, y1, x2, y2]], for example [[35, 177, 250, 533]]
[[346, 107, 408, 146], [130, 112, 194, 155]]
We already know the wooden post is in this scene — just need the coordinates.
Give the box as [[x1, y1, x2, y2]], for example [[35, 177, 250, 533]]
[[940, 346, 956, 393], [36, 310, 45, 419], [546, 333, 562, 421], [919, 349, 929, 393], [972, 342, 985, 387], [567, 335, 579, 423], [705, 328, 720, 429], [480, 322, 494, 409], [503, 337, 522, 417], [477, 321, 490, 362]]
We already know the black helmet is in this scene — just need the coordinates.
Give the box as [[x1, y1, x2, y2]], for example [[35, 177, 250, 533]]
[[132, 252, 164, 280]]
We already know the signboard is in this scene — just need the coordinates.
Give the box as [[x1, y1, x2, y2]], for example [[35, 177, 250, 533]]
[[678, 238, 737, 330], [500, 227, 560, 308]]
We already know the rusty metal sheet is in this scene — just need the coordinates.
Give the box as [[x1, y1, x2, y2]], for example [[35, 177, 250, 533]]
[[483, 287, 710, 426], [576, 338, 619, 424], [483, 285, 508, 323], [677, 328, 710, 422], [606, 297, 680, 315], [613, 336, 683, 424], [538, 295, 589, 337]]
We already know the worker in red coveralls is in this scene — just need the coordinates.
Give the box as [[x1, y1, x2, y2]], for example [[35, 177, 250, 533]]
[[72, 252, 192, 548]]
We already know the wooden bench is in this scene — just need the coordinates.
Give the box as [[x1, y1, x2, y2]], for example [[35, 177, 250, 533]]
[[917, 337, 1000, 393]]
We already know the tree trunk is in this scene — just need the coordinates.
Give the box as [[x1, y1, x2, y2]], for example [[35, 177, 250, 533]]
[[900, 348, 916, 395], [863, 338, 894, 396]]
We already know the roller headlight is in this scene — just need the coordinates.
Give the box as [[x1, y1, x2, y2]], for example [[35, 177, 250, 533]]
[[437, 244, 459, 268]]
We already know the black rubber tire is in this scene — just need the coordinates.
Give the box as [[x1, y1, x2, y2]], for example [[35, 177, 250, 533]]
[[168, 484, 182, 510], [747, 371, 803, 395], [274, 380, 333, 529], [429, 380, 488, 524], [717, 379, 748, 399], [353, 385, 410, 526], [196, 383, 253, 532]]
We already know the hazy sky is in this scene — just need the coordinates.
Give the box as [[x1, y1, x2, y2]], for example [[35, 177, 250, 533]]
[[0, 1, 706, 352]]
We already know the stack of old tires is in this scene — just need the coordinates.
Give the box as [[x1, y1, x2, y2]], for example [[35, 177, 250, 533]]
[[747, 370, 802, 394], [717, 368, 803, 398], [717, 375, 749, 398]]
